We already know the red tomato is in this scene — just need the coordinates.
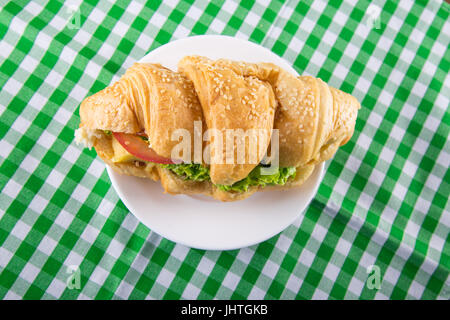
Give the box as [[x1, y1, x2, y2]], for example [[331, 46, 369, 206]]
[[113, 132, 179, 164]]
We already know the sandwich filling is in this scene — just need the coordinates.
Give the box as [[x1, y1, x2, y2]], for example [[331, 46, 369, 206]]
[[162, 163, 296, 193], [75, 128, 297, 193]]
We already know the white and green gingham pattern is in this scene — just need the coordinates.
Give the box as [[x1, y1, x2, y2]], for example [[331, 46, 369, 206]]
[[0, 0, 448, 299]]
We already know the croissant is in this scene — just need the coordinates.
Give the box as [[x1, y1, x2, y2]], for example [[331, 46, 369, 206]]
[[75, 56, 360, 201]]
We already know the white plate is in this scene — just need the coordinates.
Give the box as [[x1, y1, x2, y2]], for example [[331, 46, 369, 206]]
[[106, 35, 325, 250]]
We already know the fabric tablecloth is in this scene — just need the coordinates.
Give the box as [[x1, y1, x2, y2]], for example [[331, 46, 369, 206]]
[[0, 0, 449, 300]]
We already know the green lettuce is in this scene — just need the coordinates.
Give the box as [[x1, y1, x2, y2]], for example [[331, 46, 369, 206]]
[[161, 163, 296, 192], [160, 163, 210, 181], [216, 166, 296, 192]]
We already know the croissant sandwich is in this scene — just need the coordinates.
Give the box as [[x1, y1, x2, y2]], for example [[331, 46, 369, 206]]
[[75, 56, 360, 201]]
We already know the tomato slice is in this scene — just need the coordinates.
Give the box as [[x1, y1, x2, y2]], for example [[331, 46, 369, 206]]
[[113, 132, 179, 164]]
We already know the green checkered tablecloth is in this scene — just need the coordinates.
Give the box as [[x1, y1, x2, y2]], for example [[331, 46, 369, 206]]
[[0, 0, 448, 300]]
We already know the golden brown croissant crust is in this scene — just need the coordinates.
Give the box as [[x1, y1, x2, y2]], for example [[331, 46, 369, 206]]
[[78, 56, 360, 201]]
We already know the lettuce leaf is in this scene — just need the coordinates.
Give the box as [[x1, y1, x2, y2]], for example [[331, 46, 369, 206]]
[[216, 166, 296, 192], [160, 163, 210, 181], [161, 163, 296, 192]]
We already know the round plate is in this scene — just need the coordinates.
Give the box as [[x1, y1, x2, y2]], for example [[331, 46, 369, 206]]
[[106, 35, 325, 250]]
